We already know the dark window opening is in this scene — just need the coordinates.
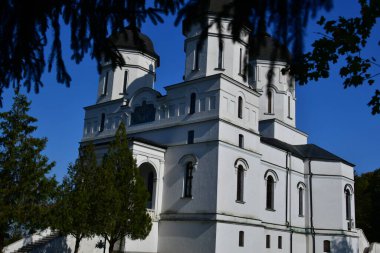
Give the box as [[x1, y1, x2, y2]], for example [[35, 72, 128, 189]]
[[238, 96, 243, 119], [123, 70, 128, 94], [268, 91, 273, 114], [190, 93, 196, 114], [323, 240, 331, 252], [266, 176, 274, 210], [239, 134, 244, 149], [187, 130, 194, 144], [238, 231, 244, 247], [278, 236, 282, 249], [345, 189, 351, 221], [266, 235, 270, 248], [99, 113, 105, 132], [236, 165, 244, 202], [103, 71, 109, 95], [288, 96, 291, 118], [239, 48, 243, 74], [299, 188, 304, 216], [193, 47, 199, 70], [184, 162, 193, 198], [218, 41, 224, 69]]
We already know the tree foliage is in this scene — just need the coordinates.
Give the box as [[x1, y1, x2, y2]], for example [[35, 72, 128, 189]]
[[295, 0, 380, 114], [53, 144, 97, 253], [0, 0, 332, 104], [92, 123, 151, 253], [0, 94, 57, 251], [355, 168, 380, 243]]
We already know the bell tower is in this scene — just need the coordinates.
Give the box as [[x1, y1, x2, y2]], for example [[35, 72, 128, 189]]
[[182, 0, 250, 86], [248, 32, 296, 127]]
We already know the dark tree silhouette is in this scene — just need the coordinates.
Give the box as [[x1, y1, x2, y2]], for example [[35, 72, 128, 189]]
[[0, 0, 331, 105]]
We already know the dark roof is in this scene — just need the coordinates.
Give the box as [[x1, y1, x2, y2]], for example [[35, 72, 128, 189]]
[[182, 0, 236, 35], [128, 137, 167, 149], [109, 27, 160, 65], [250, 33, 291, 63], [261, 137, 354, 167]]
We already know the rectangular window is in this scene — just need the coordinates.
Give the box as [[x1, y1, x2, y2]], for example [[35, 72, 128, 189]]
[[278, 236, 282, 249], [103, 71, 109, 95], [323, 240, 331, 252], [288, 96, 291, 118], [218, 41, 224, 69], [239, 134, 244, 148], [123, 70, 128, 94], [187, 130, 194, 144], [193, 47, 199, 71], [266, 235, 270, 248], [99, 113, 105, 132], [239, 48, 243, 74], [238, 231, 244, 247]]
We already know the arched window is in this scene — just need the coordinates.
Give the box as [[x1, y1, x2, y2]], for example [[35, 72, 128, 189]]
[[238, 96, 243, 119], [139, 162, 157, 209], [189, 93, 196, 114], [218, 41, 224, 69], [266, 176, 274, 210], [236, 165, 244, 202], [345, 188, 352, 221], [323, 240, 331, 252], [299, 187, 304, 216], [267, 90, 273, 114], [184, 162, 194, 198]]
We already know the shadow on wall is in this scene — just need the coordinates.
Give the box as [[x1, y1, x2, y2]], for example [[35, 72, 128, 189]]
[[31, 236, 72, 253], [331, 236, 354, 253]]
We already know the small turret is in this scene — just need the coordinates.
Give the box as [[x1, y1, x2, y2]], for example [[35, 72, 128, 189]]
[[96, 27, 160, 103], [182, 0, 250, 85]]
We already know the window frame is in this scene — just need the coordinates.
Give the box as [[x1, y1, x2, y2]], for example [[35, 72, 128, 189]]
[[184, 162, 194, 198]]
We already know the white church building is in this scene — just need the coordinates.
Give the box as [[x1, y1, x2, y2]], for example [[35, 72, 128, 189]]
[[80, 1, 360, 253]]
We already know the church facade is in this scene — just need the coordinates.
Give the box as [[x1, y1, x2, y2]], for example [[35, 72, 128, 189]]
[[81, 3, 359, 253]]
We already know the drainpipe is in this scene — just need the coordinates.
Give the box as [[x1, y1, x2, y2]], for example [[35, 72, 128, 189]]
[[308, 160, 315, 253]]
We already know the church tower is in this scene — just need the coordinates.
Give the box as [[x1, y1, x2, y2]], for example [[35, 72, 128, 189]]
[[248, 32, 295, 127], [96, 27, 160, 104], [182, 0, 250, 86]]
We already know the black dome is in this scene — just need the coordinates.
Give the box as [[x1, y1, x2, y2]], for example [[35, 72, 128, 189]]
[[109, 27, 160, 65], [249, 33, 291, 63], [182, 0, 235, 35]]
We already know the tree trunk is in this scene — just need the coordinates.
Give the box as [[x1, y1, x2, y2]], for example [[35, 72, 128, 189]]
[[74, 236, 82, 253], [108, 239, 116, 253], [0, 230, 4, 253]]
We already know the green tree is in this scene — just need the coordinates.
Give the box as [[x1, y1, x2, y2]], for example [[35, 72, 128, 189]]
[[296, 0, 380, 114], [53, 144, 97, 253], [0, 94, 57, 251], [92, 122, 151, 253], [355, 168, 380, 242]]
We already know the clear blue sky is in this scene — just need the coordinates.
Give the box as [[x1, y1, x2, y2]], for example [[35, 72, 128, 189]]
[[2, 0, 379, 181]]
